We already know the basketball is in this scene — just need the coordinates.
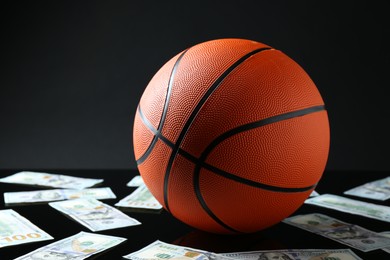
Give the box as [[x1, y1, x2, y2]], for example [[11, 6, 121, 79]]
[[133, 38, 330, 234]]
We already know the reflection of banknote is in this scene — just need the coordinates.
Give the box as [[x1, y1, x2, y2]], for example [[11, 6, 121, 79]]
[[49, 198, 141, 231], [305, 194, 390, 222], [222, 248, 362, 260], [14, 231, 126, 260], [283, 213, 390, 252], [126, 175, 144, 187], [344, 177, 390, 201], [0, 171, 103, 189], [123, 240, 234, 260], [4, 187, 116, 205], [0, 209, 53, 248], [115, 185, 162, 210], [309, 190, 320, 197]]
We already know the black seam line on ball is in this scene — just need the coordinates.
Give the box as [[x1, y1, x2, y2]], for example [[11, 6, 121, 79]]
[[138, 103, 323, 192], [163, 47, 272, 212], [200, 105, 326, 167], [138, 104, 320, 233], [190, 105, 325, 233], [136, 50, 188, 165], [196, 105, 325, 192], [136, 105, 175, 152]]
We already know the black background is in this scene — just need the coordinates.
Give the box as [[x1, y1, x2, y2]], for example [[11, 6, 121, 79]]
[[0, 1, 389, 171]]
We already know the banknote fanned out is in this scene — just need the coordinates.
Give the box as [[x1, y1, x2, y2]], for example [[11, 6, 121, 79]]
[[126, 175, 144, 187], [221, 248, 363, 260], [0, 209, 53, 248], [305, 193, 390, 222], [49, 198, 141, 231], [14, 231, 126, 260], [115, 184, 162, 210], [283, 213, 390, 252], [344, 176, 390, 201], [4, 187, 116, 205], [0, 171, 103, 189], [123, 240, 235, 260], [380, 231, 390, 254]]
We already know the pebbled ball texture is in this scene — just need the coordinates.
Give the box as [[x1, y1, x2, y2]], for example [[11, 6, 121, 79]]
[[133, 38, 330, 234]]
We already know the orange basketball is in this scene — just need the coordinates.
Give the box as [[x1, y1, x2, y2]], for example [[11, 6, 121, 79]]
[[133, 38, 330, 234]]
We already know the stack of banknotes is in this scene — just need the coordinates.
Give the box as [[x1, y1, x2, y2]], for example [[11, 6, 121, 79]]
[[1, 171, 389, 259]]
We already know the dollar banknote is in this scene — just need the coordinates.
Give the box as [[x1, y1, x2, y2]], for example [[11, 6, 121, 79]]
[[0, 209, 53, 248], [14, 231, 126, 260], [4, 187, 116, 205], [305, 193, 390, 222], [0, 171, 103, 189], [344, 176, 390, 201], [115, 184, 162, 210], [309, 190, 320, 197], [222, 248, 362, 260], [126, 175, 144, 187], [49, 198, 141, 231], [283, 213, 390, 252], [380, 231, 390, 253], [123, 240, 235, 260]]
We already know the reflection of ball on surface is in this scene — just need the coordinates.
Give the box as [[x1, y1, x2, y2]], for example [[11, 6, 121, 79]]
[[133, 38, 330, 234]]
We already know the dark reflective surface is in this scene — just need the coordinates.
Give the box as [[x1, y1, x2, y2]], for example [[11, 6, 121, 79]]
[[1, 169, 389, 259]]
